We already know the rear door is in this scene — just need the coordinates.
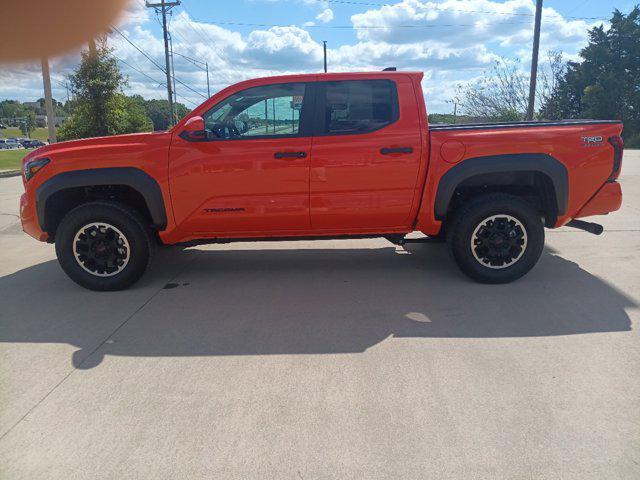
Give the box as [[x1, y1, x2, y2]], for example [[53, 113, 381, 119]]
[[309, 76, 423, 230]]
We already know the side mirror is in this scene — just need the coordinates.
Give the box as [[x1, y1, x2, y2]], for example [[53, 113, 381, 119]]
[[180, 115, 206, 141]]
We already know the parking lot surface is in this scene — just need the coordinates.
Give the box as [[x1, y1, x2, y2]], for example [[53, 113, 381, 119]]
[[1, 153, 639, 479]]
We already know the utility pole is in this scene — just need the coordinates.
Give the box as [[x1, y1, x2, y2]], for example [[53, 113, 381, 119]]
[[169, 32, 177, 123], [445, 97, 460, 124], [526, 0, 543, 121], [40, 57, 57, 143], [323, 41, 327, 73], [146, 0, 180, 125]]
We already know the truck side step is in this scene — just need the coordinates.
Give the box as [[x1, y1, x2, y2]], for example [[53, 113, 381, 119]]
[[566, 219, 604, 235]]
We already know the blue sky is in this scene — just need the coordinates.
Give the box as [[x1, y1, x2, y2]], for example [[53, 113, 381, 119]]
[[0, 0, 635, 113]]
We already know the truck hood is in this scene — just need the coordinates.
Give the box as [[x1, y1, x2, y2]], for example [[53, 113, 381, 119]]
[[23, 131, 171, 165]]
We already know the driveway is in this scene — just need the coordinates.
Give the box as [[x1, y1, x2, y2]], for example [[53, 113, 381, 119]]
[[1, 154, 639, 479]]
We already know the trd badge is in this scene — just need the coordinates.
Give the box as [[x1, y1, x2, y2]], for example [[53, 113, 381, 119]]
[[581, 135, 604, 147]]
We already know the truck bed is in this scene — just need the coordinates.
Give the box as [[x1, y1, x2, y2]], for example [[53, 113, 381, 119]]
[[429, 119, 621, 132]]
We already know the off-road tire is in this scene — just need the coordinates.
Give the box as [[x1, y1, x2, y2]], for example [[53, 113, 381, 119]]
[[446, 193, 544, 284], [55, 201, 154, 291]]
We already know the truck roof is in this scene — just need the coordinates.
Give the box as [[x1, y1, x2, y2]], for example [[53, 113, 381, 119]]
[[233, 70, 424, 86]]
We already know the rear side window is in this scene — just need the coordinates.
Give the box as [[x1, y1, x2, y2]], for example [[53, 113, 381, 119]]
[[320, 80, 398, 135]]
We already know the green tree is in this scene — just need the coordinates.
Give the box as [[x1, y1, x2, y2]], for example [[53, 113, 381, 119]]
[[458, 52, 565, 122], [58, 41, 152, 141], [36, 98, 68, 117], [131, 96, 191, 131], [0, 100, 34, 125], [540, 7, 640, 145], [457, 58, 529, 121]]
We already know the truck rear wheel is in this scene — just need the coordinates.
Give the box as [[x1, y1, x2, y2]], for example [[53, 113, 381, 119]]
[[55, 202, 154, 291], [446, 193, 544, 284]]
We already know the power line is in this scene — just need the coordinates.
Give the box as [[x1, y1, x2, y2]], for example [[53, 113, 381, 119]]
[[113, 55, 199, 110], [170, 17, 236, 85], [203, 20, 533, 29], [172, 50, 205, 68], [174, 93, 201, 108], [114, 55, 167, 88], [179, 1, 247, 80], [111, 25, 167, 73], [323, 0, 607, 20], [173, 74, 208, 99], [112, 54, 197, 108], [110, 25, 208, 101], [173, 50, 210, 97]]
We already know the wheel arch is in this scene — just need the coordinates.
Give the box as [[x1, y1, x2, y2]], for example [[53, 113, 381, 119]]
[[434, 153, 568, 226], [36, 167, 167, 236]]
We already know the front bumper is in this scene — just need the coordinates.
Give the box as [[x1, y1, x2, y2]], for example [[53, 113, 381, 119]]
[[20, 192, 48, 242]]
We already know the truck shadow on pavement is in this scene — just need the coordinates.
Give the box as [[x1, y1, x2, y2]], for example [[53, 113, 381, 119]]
[[0, 243, 635, 369]]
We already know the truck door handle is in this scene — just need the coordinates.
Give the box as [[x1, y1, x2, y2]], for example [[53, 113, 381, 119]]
[[274, 151, 307, 159], [380, 147, 413, 155]]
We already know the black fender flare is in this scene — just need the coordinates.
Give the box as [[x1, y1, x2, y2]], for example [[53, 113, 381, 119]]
[[434, 153, 569, 219], [36, 167, 167, 231]]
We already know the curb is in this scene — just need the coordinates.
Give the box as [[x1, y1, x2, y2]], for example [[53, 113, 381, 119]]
[[0, 170, 21, 178]]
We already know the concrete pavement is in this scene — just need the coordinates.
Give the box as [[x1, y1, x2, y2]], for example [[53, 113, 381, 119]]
[[0, 154, 639, 479]]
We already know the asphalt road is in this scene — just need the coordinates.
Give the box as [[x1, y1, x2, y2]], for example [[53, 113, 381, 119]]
[[1, 154, 639, 479]]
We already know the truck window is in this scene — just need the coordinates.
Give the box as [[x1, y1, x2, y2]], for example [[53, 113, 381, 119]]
[[321, 80, 398, 135], [202, 83, 307, 139]]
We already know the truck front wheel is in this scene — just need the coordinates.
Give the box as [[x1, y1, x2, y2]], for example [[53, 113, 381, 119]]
[[446, 193, 544, 284], [55, 202, 154, 291]]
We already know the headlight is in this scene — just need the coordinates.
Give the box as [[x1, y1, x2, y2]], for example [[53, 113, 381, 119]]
[[24, 158, 50, 181]]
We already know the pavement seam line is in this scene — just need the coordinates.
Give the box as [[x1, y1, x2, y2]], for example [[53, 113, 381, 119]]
[[0, 250, 200, 443]]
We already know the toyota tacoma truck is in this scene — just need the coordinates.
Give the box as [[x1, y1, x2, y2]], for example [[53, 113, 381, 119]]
[[19, 71, 624, 290]]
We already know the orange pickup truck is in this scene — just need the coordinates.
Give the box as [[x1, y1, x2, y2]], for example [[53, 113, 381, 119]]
[[20, 71, 623, 290]]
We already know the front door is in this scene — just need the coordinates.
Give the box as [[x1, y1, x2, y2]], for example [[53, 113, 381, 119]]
[[309, 77, 423, 230], [169, 82, 313, 235]]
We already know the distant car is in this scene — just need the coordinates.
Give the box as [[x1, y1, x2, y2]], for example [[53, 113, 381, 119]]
[[0, 139, 24, 149], [0, 123, 6, 129], [21, 139, 46, 149]]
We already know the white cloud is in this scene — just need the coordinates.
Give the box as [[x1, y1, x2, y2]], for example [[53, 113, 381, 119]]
[[316, 8, 334, 23], [333, 41, 497, 71], [245, 26, 323, 69], [350, 0, 602, 51]]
